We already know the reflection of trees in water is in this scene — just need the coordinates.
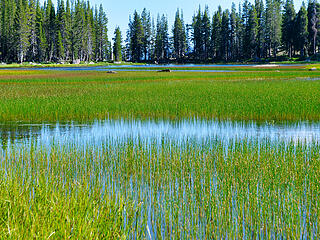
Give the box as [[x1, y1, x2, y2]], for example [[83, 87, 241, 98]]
[[0, 124, 90, 150], [0, 125, 43, 150]]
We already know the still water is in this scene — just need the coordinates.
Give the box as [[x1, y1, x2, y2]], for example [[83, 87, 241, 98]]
[[1, 119, 319, 148], [0, 63, 306, 72]]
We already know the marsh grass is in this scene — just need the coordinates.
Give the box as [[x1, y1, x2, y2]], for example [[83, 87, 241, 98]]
[[0, 138, 319, 239], [0, 70, 319, 122]]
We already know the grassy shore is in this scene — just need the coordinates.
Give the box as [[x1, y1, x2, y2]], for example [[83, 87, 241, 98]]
[[0, 68, 319, 122]]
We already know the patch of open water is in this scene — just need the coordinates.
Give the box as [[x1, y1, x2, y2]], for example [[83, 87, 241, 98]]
[[0, 119, 319, 148], [0, 63, 307, 73]]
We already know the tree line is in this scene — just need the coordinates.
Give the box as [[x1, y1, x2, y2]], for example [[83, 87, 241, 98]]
[[1, 0, 320, 63], [125, 0, 320, 63], [0, 0, 110, 63]]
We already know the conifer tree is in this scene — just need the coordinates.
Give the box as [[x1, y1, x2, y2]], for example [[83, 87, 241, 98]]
[[113, 27, 122, 62], [192, 8, 203, 60], [28, 0, 37, 61], [308, 1, 318, 55], [130, 11, 144, 62], [221, 10, 230, 61], [173, 9, 186, 59], [245, 5, 259, 59], [202, 6, 211, 60], [1, 0, 17, 62], [141, 8, 152, 61], [211, 7, 222, 60], [230, 3, 240, 61], [36, 0, 46, 62], [282, 0, 296, 58], [15, 0, 30, 63], [255, 0, 265, 58], [296, 4, 309, 57]]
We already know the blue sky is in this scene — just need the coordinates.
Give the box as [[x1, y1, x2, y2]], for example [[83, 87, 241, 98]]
[[46, 0, 304, 42]]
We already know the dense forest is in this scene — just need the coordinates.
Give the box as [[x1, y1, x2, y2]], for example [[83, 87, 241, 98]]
[[126, 0, 320, 63], [0, 0, 109, 63], [0, 0, 320, 63]]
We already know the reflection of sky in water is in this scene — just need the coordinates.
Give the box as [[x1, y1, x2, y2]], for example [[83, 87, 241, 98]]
[[1, 119, 320, 147]]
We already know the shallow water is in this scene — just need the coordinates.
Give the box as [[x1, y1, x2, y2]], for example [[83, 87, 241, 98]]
[[1, 119, 319, 148], [0, 63, 306, 72], [0, 66, 236, 73]]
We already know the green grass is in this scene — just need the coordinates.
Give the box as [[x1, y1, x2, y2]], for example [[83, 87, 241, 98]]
[[0, 69, 319, 122], [0, 138, 319, 238]]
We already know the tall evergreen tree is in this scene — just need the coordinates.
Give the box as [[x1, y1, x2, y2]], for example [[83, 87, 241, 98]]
[[64, 0, 72, 60], [308, 0, 318, 55], [211, 7, 222, 60], [202, 6, 211, 60], [28, 0, 37, 61], [245, 5, 259, 59], [1, 0, 17, 62], [155, 14, 169, 61], [141, 8, 152, 61], [15, 0, 30, 63], [282, 0, 296, 58], [192, 8, 203, 60], [35, 0, 46, 62], [221, 10, 230, 61], [113, 27, 122, 62], [255, 0, 265, 58], [173, 9, 186, 59], [296, 4, 309, 57], [130, 11, 144, 62], [95, 4, 108, 61], [230, 3, 240, 61]]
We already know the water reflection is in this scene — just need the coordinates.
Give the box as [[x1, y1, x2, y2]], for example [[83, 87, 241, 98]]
[[1, 119, 320, 148]]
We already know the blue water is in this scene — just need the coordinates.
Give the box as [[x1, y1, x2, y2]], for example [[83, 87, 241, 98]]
[[0, 63, 306, 72], [1, 119, 319, 148]]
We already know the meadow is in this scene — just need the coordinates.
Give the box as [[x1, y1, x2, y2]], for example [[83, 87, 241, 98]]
[[1, 66, 320, 239], [0, 67, 320, 122]]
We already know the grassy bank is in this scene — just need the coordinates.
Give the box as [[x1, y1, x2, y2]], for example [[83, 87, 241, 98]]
[[0, 69, 319, 122], [0, 139, 319, 238]]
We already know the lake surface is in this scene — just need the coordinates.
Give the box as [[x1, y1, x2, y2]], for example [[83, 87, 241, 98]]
[[1, 119, 320, 148], [0, 63, 306, 73]]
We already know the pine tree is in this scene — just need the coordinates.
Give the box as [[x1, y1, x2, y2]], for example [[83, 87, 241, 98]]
[[113, 27, 122, 62], [245, 5, 259, 59], [173, 9, 186, 59], [271, 0, 282, 58], [56, 0, 65, 60], [308, 0, 318, 55], [15, 0, 30, 63], [221, 10, 230, 61], [64, 0, 72, 60], [141, 8, 152, 61], [192, 8, 203, 60], [28, 0, 37, 61], [230, 3, 240, 61], [255, 0, 265, 58], [36, 0, 46, 62], [85, 2, 94, 61], [295, 4, 309, 57], [202, 6, 211, 60], [1, 0, 17, 62], [130, 11, 144, 62], [211, 7, 222, 60], [282, 0, 296, 58], [44, 0, 56, 62], [317, 3, 320, 52]]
